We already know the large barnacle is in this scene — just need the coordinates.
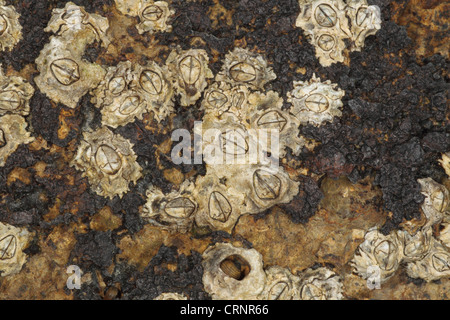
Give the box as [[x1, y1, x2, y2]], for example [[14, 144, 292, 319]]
[[259, 266, 301, 300], [216, 48, 276, 91], [166, 47, 213, 107], [406, 239, 450, 282], [0, 68, 34, 117], [440, 152, 450, 177], [295, 0, 381, 66], [298, 267, 343, 300], [287, 74, 345, 126], [0, 114, 34, 167], [0, 0, 22, 52], [142, 181, 197, 233], [351, 227, 404, 284], [418, 178, 449, 228], [71, 127, 142, 199], [202, 243, 266, 300], [0, 222, 31, 277], [397, 228, 433, 263], [136, 0, 175, 35]]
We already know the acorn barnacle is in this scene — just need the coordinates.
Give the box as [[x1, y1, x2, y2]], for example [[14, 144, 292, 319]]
[[298, 267, 343, 300], [259, 266, 301, 300], [418, 178, 449, 228], [142, 181, 197, 233], [351, 227, 404, 284], [114, 0, 141, 16], [166, 47, 213, 107], [136, 0, 175, 35], [71, 127, 142, 199], [0, 0, 22, 52], [0, 114, 34, 167], [287, 74, 345, 126], [202, 243, 266, 300], [0, 68, 34, 117], [216, 48, 276, 91], [397, 228, 433, 263], [0, 222, 31, 277]]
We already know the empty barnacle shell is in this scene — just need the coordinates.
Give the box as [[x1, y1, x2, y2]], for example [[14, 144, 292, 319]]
[[418, 178, 449, 228], [287, 74, 345, 126], [136, 0, 175, 35], [154, 292, 188, 300], [298, 267, 343, 300], [259, 266, 301, 300], [0, 0, 22, 52], [406, 239, 450, 282], [397, 228, 433, 263], [45, 2, 110, 47], [0, 114, 34, 167], [71, 127, 142, 199], [0, 222, 31, 277], [166, 47, 213, 106], [216, 48, 276, 90], [142, 181, 197, 233], [202, 243, 266, 300], [0, 68, 34, 117], [351, 227, 404, 284], [440, 152, 450, 177]]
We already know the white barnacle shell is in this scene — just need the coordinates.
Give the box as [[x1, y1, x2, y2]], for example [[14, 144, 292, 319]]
[[35, 36, 106, 109], [351, 227, 404, 284], [259, 266, 301, 300], [216, 48, 276, 91], [154, 292, 188, 300], [298, 266, 343, 300], [136, 0, 175, 35], [71, 127, 142, 199], [418, 178, 449, 228], [0, 0, 22, 52], [440, 152, 450, 178], [166, 47, 213, 107], [287, 74, 345, 126], [0, 68, 34, 117], [202, 243, 266, 300], [406, 239, 450, 282], [397, 228, 433, 263], [0, 114, 34, 167], [0, 222, 31, 277], [346, 0, 381, 51], [45, 2, 110, 47], [142, 181, 197, 233]]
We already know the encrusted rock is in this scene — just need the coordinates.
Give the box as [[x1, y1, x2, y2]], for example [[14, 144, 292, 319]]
[[0, 0, 22, 52], [71, 127, 142, 199], [0, 114, 34, 167], [0, 222, 31, 277], [298, 267, 343, 300], [0, 68, 34, 117], [202, 243, 266, 300]]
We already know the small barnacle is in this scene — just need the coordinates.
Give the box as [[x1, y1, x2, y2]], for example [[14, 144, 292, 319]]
[[45, 2, 110, 47], [298, 267, 343, 300], [418, 178, 449, 228], [440, 152, 450, 177], [216, 48, 276, 90], [202, 243, 266, 300], [438, 222, 450, 251], [287, 74, 345, 126], [166, 47, 213, 106], [154, 292, 188, 300], [35, 36, 106, 109], [71, 127, 142, 199], [351, 227, 404, 284], [0, 114, 34, 167], [142, 181, 197, 233], [0, 222, 31, 277], [397, 228, 433, 263], [406, 239, 450, 282], [0, 0, 22, 52], [0, 68, 34, 117], [136, 0, 175, 35], [346, 0, 382, 50], [259, 266, 301, 300], [202, 82, 250, 119]]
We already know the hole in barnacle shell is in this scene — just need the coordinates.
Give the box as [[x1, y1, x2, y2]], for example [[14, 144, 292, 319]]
[[219, 254, 251, 281]]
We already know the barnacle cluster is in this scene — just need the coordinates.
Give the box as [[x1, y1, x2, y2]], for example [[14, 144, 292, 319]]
[[0, 0, 22, 52], [71, 127, 142, 199], [0, 222, 31, 277], [352, 178, 450, 284], [202, 243, 343, 300], [35, 2, 109, 109], [295, 0, 381, 66]]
